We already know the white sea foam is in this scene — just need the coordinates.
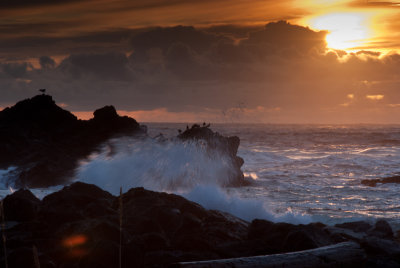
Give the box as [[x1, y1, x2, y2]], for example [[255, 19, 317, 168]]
[[183, 185, 312, 224], [77, 137, 238, 193], [4, 123, 400, 227], [76, 136, 311, 224]]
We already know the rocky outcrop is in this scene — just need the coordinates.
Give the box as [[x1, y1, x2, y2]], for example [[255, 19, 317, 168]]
[[0, 94, 146, 187], [1, 182, 399, 268], [361, 175, 400, 187], [178, 124, 247, 186]]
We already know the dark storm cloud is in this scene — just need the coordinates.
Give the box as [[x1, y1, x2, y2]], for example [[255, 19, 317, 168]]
[[1, 62, 30, 78], [0, 29, 137, 59], [242, 21, 327, 53], [1, 21, 400, 123], [202, 25, 264, 39], [39, 56, 56, 69], [58, 52, 132, 81], [131, 26, 229, 54], [128, 22, 327, 81]]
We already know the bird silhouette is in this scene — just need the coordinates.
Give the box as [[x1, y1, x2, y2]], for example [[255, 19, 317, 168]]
[[39, 88, 46, 94]]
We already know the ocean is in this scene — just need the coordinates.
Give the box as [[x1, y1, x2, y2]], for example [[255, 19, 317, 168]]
[[2, 123, 400, 230]]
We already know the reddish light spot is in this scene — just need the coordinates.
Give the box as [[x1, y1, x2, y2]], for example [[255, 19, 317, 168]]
[[63, 234, 89, 258], [63, 234, 88, 248]]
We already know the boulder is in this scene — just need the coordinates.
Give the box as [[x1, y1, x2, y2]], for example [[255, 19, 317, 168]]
[[367, 220, 394, 239], [335, 221, 372, 233]]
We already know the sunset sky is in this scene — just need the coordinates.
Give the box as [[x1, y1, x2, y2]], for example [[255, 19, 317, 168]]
[[1, 0, 400, 123]]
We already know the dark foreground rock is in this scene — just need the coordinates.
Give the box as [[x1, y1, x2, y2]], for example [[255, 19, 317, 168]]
[[0, 94, 146, 187], [361, 176, 400, 187], [175, 242, 366, 268], [1, 182, 399, 268]]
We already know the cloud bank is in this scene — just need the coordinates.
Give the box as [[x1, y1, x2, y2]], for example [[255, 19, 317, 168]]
[[1, 21, 400, 123]]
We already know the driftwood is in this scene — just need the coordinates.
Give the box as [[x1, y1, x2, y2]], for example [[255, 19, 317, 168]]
[[173, 241, 366, 268]]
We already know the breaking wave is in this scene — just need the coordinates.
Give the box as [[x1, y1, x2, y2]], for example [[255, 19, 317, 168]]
[[76, 137, 311, 224]]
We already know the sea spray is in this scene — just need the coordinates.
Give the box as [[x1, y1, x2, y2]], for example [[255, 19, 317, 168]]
[[77, 137, 238, 193], [76, 136, 312, 224], [183, 185, 311, 224], [0, 167, 16, 190]]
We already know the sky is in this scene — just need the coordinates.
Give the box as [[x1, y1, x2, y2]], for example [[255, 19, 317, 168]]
[[1, 0, 400, 124]]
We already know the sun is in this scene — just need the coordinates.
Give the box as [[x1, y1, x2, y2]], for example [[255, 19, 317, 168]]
[[308, 12, 372, 50]]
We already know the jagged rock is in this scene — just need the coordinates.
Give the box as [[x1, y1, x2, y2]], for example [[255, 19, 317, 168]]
[[177, 124, 248, 186]]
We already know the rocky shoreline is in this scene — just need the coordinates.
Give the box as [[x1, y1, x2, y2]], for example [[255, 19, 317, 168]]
[[1, 95, 400, 267], [1, 182, 400, 267]]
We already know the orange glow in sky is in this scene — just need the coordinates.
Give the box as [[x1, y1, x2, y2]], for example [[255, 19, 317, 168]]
[[297, 0, 400, 52], [308, 12, 373, 50]]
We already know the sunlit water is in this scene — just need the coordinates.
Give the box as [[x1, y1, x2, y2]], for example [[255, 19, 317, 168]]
[[2, 123, 400, 229]]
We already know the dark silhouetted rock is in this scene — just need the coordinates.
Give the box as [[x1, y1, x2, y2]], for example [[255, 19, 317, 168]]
[[247, 219, 334, 255], [361, 176, 400, 187], [93, 105, 119, 121], [3, 188, 40, 221], [177, 124, 248, 186], [0, 94, 146, 187], [1, 182, 400, 267]]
